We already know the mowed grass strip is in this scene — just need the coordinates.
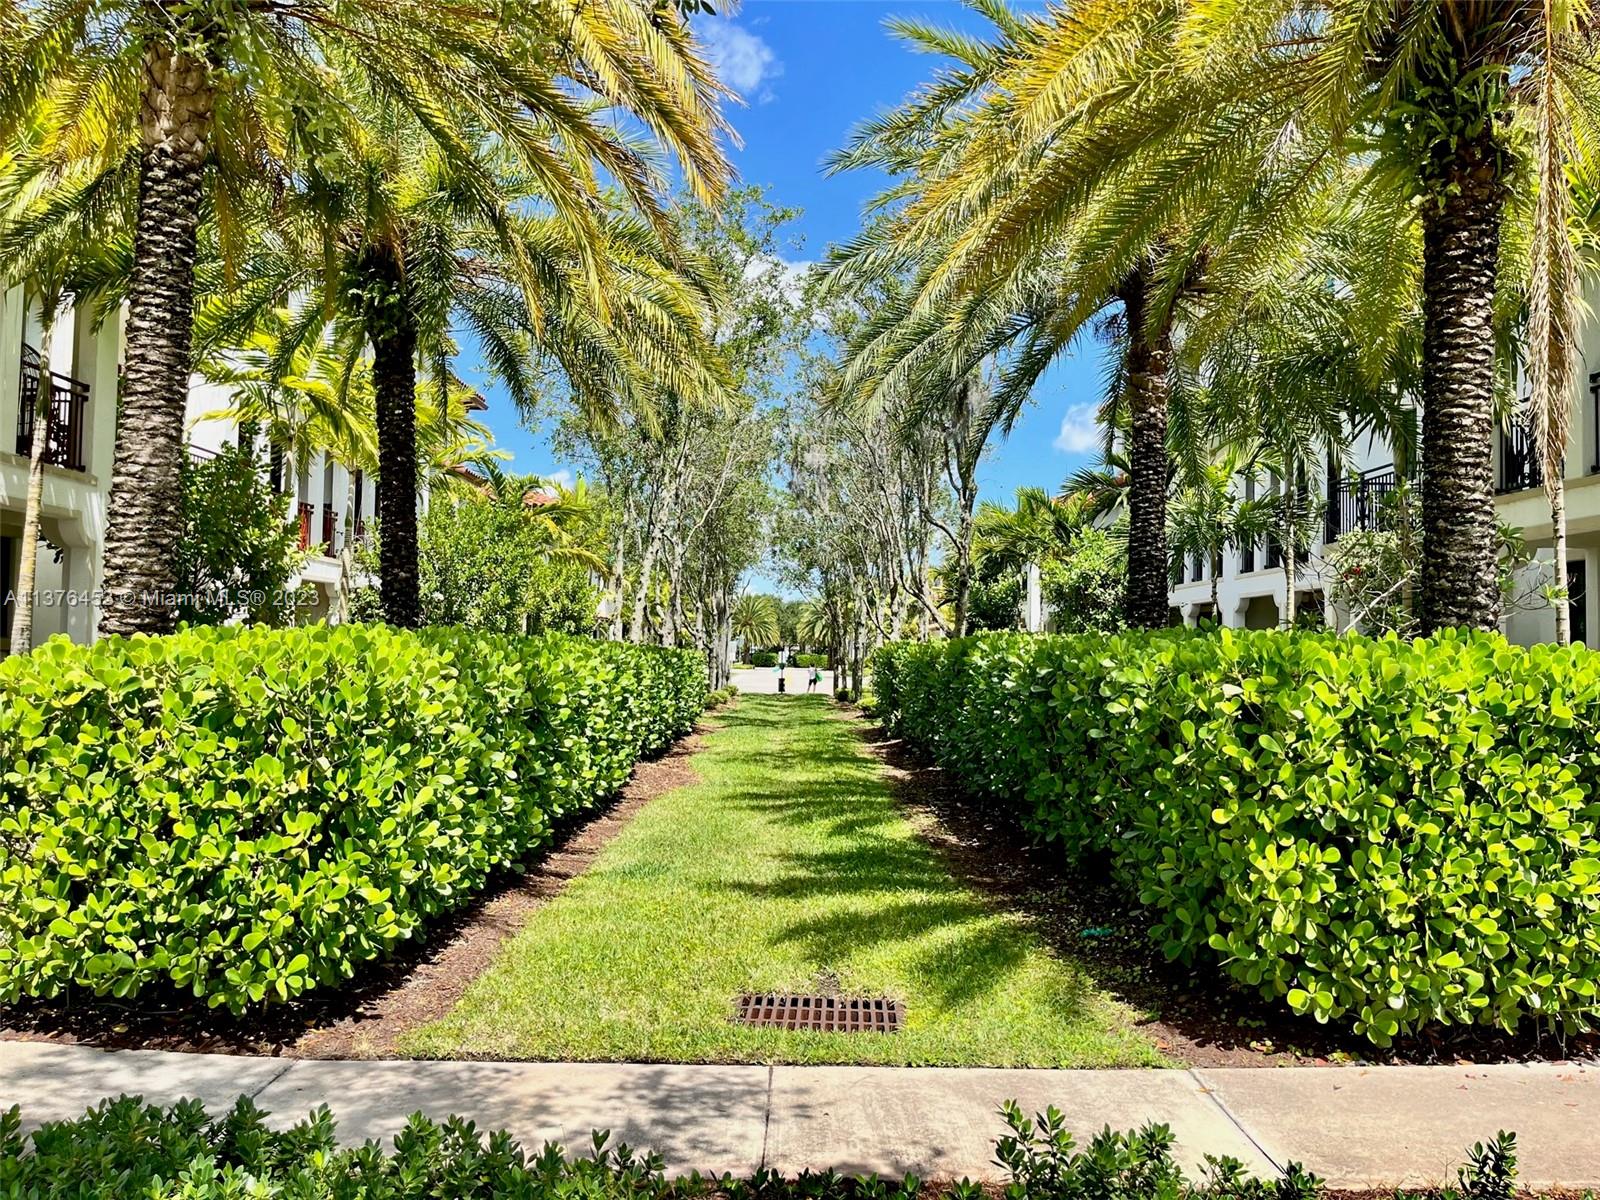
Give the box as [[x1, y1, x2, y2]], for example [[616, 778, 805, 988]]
[[402, 696, 1166, 1066]]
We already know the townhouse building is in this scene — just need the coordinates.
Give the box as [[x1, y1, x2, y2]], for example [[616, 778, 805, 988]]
[[0, 289, 378, 650]]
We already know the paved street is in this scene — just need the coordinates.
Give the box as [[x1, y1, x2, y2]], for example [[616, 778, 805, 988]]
[[2, 1043, 1597, 1188], [731, 666, 834, 695]]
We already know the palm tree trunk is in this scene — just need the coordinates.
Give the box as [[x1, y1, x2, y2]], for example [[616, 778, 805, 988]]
[[12, 319, 58, 655], [98, 46, 214, 638], [365, 246, 422, 630], [1281, 511, 1297, 629], [1119, 269, 1172, 630], [1552, 482, 1571, 644], [1417, 122, 1507, 634]]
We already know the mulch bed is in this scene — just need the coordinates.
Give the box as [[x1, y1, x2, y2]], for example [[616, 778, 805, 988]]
[[0, 727, 709, 1059], [855, 716, 1600, 1069]]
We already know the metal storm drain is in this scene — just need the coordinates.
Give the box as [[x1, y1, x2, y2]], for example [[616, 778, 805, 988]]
[[734, 994, 903, 1033]]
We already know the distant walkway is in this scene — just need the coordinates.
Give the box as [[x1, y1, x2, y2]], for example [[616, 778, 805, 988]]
[[730, 666, 833, 695], [2, 1042, 1597, 1188]]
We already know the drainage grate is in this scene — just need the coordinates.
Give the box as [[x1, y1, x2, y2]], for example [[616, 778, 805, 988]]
[[733, 994, 902, 1033]]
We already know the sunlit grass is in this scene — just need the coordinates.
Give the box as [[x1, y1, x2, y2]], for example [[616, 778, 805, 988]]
[[403, 696, 1166, 1066]]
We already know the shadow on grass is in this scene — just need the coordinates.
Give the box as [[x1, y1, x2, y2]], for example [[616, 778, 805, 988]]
[[710, 699, 1100, 1024]]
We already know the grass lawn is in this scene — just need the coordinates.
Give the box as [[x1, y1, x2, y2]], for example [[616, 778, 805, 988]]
[[402, 696, 1166, 1066]]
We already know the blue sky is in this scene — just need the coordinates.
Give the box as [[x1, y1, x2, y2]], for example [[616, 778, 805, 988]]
[[471, 1, 1108, 505]]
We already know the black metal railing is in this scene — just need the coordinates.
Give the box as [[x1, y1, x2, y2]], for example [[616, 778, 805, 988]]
[[1325, 464, 1403, 544], [15, 343, 89, 472], [1590, 371, 1600, 474], [1498, 421, 1543, 494]]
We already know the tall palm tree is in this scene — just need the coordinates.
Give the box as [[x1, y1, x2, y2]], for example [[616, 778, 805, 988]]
[[201, 91, 729, 627], [824, 2, 1240, 629], [5, 0, 730, 636]]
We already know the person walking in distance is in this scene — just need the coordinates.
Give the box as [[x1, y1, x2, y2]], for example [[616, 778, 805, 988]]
[[808, 665, 821, 694]]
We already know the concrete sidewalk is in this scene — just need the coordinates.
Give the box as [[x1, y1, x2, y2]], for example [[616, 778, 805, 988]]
[[1, 1043, 1596, 1188]]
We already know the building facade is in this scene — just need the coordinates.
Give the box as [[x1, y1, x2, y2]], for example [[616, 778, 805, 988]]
[[0, 290, 378, 652]]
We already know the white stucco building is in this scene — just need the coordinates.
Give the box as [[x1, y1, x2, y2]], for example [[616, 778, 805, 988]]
[[0, 290, 378, 651]]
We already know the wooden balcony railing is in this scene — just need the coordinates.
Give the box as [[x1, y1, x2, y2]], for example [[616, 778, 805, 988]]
[[320, 506, 337, 556], [297, 501, 314, 550], [15, 343, 89, 472]]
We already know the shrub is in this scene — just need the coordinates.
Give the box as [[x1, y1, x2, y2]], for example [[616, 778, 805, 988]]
[[0, 624, 705, 1012], [871, 629, 1600, 1044], [0, 1096, 1520, 1200], [793, 653, 831, 669], [749, 650, 779, 668], [177, 442, 303, 627]]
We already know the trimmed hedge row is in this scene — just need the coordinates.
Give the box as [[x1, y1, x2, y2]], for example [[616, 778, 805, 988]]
[[0, 624, 706, 1012], [871, 629, 1600, 1044]]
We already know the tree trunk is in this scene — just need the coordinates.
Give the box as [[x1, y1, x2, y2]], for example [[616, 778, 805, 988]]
[[1281, 511, 1297, 629], [1417, 122, 1507, 634], [1119, 268, 1172, 629], [365, 245, 422, 630], [11, 319, 57, 655], [1553, 481, 1571, 645], [99, 46, 214, 638], [630, 531, 663, 644]]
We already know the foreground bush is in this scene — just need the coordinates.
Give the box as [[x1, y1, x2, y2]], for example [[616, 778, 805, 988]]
[[872, 629, 1600, 1043], [0, 625, 705, 1012], [0, 1096, 1521, 1200]]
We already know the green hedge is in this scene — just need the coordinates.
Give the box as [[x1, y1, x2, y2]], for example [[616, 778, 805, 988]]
[[0, 624, 705, 1012], [872, 629, 1600, 1044], [749, 650, 779, 667], [793, 653, 830, 669]]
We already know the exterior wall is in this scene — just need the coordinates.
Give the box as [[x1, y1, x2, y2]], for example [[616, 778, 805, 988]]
[[0, 286, 119, 648]]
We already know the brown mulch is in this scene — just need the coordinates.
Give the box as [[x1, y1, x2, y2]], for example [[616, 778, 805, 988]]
[[0, 728, 709, 1059], [853, 715, 1600, 1070]]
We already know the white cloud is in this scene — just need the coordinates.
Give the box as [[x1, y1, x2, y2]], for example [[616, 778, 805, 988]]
[[743, 254, 814, 304], [543, 468, 574, 489], [1053, 403, 1104, 455], [699, 17, 781, 102]]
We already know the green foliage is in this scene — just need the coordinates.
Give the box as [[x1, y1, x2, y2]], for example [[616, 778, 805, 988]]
[[0, 1095, 1518, 1200], [0, 625, 705, 1013], [0, 1097, 680, 1200], [872, 629, 1600, 1044], [793, 653, 831, 669], [967, 565, 1023, 633], [1040, 527, 1126, 635], [177, 445, 303, 627], [750, 650, 780, 668], [991, 1103, 1320, 1200], [418, 491, 600, 636]]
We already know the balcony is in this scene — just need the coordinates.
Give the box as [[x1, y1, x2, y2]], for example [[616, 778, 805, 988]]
[[1325, 464, 1404, 544], [1498, 422, 1543, 494], [14, 343, 89, 472], [320, 505, 336, 556], [297, 501, 314, 551]]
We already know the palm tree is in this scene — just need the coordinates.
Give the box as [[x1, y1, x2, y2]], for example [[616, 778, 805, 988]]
[[823, 2, 1232, 630], [732, 593, 779, 652], [201, 94, 729, 628], [6, 0, 731, 636], [1075, 1, 1599, 632]]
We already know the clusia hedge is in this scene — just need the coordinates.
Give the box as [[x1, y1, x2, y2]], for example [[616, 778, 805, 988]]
[[872, 629, 1600, 1044], [0, 624, 705, 1012]]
